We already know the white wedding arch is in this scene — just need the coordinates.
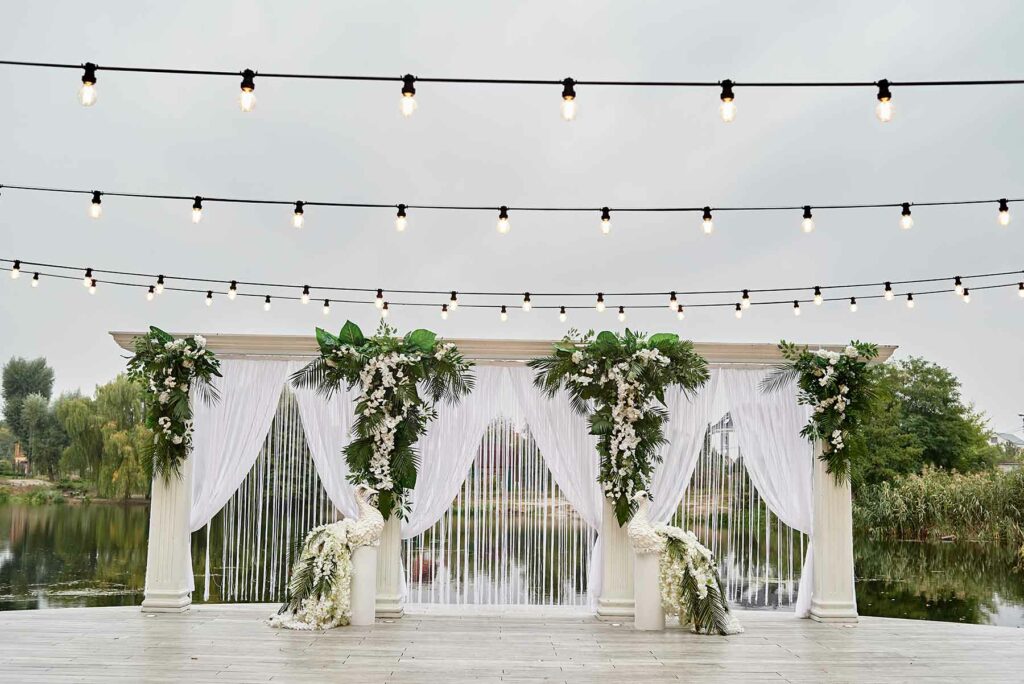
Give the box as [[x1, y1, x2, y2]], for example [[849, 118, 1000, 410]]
[[110, 332, 895, 624]]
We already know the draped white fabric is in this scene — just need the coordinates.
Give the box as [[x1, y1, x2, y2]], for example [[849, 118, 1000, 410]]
[[291, 371, 359, 519], [718, 368, 816, 617], [648, 371, 723, 525]]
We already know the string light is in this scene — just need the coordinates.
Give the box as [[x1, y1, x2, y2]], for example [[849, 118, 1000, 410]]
[[1019, 282, 1024, 298], [813, 286, 823, 305], [849, 297, 858, 312], [205, 290, 213, 306], [82, 268, 92, 287], [667, 292, 679, 312], [228, 280, 238, 300], [561, 78, 577, 121], [499, 305, 508, 322], [906, 293, 915, 308], [962, 287, 971, 304], [702, 206, 714, 235], [676, 304, 685, 321], [734, 303, 743, 319], [88, 278, 97, 294], [900, 202, 914, 230], [323, 299, 331, 316], [559, 306, 567, 323], [884, 281, 894, 300], [801, 205, 815, 233], [741, 289, 751, 309], [719, 79, 736, 122], [600, 207, 611, 235], [617, 306, 626, 322], [78, 63, 97, 107], [89, 191, 102, 219], [381, 301, 390, 318], [400, 74, 417, 117], [998, 198, 1011, 226], [522, 292, 532, 312], [497, 206, 510, 234], [440, 303, 449, 320], [146, 286, 155, 301], [301, 285, 311, 305], [192, 196, 203, 224], [239, 69, 256, 112], [375, 288, 384, 309], [875, 79, 893, 122], [954, 276, 964, 296], [31, 272, 39, 288], [793, 300, 801, 316], [596, 292, 606, 312], [449, 291, 459, 311], [395, 204, 408, 232], [10, 260, 20, 279], [292, 202, 305, 229], [155, 275, 165, 295], [263, 295, 271, 311]]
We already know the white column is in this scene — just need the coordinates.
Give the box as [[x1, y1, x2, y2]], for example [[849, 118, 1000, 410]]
[[350, 545, 378, 625], [141, 457, 193, 612], [809, 442, 858, 623], [632, 551, 664, 630], [375, 514, 404, 618], [596, 499, 635, 619]]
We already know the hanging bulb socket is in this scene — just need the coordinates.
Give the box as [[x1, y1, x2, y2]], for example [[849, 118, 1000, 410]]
[[741, 289, 751, 309], [146, 285, 155, 301], [400, 74, 417, 117], [801, 205, 815, 233], [793, 300, 801, 316], [906, 293, 915, 308], [396, 203, 408, 232], [522, 292, 532, 312], [617, 306, 626, 322], [89, 278, 97, 294], [813, 286, 823, 305], [192, 196, 203, 223], [10, 260, 20, 279], [293, 201, 305, 228], [449, 291, 459, 310], [884, 281, 894, 300], [155, 275, 165, 295], [239, 68, 257, 112], [676, 304, 685, 320], [497, 205, 510, 234], [499, 304, 508, 321], [877, 79, 892, 103], [81, 62, 98, 87], [206, 290, 213, 306], [849, 297, 858, 312], [264, 295, 272, 311], [323, 299, 331, 315], [560, 77, 577, 121], [702, 206, 714, 234], [381, 301, 390, 318], [595, 292, 606, 312], [954, 276, 964, 295], [228, 280, 238, 300], [79, 62, 98, 106], [962, 287, 971, 303], [89, 191, 103, 218], [600, 206, 611, 234], [441, 303, 449, 320], [719, 79, 736, 122], [375, 288, 384, 309], [734, 303, 743, 319], [301, 285, 311, 304], [31, 272, 39, 287], [998, 198, 1011, 226], [668, 291, 678, 311], [83, 267, 93, 287], [1018, 282, 1024, 298], [876, 79, 893, 122], [559, 306, 567, 322], [900, 202, 914, 230]]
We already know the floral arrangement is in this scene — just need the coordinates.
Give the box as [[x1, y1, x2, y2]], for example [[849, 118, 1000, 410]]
[[271, 522, 355, 630], [761, 340, 878, 482], [125, 326, 221, 479], [530, 329, 709, 526], [659, 528, 743, 635], [291, 321, 474, 519]]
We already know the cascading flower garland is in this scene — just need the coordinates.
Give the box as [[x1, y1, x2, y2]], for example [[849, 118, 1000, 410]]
[[761, 340, 879, 482], [125, 326, 221, 479], [659, 528, 743, 635], [291, 321, 474, 519], [530, 329, 709, 526]]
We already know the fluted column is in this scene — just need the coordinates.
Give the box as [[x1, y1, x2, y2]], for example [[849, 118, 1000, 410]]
[[809, 442, 858, 622], [375, 513, 404, 618], [597, 498, 635, 619], [141, 457, 193, 612]]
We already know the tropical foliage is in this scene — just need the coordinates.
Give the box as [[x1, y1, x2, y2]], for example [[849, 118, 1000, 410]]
[[272, 523, 354, 630], [290, 321, 475, 519], [761, 340, 878, 483], [530, 329, 709, 525], [660, 529, 742, 635], [125, 327, 221, 479]]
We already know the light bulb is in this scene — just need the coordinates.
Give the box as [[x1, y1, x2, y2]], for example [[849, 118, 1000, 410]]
[[264, 295, 271, 311], [793, 301, 801, 316], [884, 282, 894, 301], [600, 207, 611, 235], [560, 78, 577, 121], [875, 79, 893, 123], [441, 304, 449, 320], [719, 80, 736, 122], [395, 204, 408, 232], [962, 288, 971, 304], [146, 286, 155, 301], [293, 202, 305, 229], [701, 206, 714, 235], [381, 302, 390, 318], [801, 205, 814, 233], [906, 293, 915, 309], [155, 276, 165, 295], [676, 304, 685, 321], [228, 281, 238, 300], [83, 268, 93, 287], [499, 305, 508, 322], [734, 303, 743, 319], [10, 260, 20, 279], [617, 306, 626, 323], [741, 289, 751, 309], [88, 279, 97, 294], [323, 299, 331, 316], [595, 293, 606, 313], [239, 69, 256, 112], [559, 306, 567, 323], [522, 293, 532, 312], [954, 277, 964, 296], [400, 75, 417, 117], [206, 290, 213, 307], [78, 63, 97, 107], [813, 286, 823, 306], [31, 272, 39, 288], [1018, 282, 1024, 298], [449, 291, 459, 311], [192, 196, 203, 224], [375, 289, 384, 309], [497, 206, 510, 234], [849, 297, 858, 312], [900, 203, 914, 230], [668, 292, 678, 311], [89, 191, 102, 219], [301, 285, 311, 305], [998, 199, 1011, 226]]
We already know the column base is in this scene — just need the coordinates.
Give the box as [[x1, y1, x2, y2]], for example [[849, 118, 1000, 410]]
[[141, 590, 191, 613], [375, 595, 404, 619], [596, 597, 635, 620], [809, 598, 858, 623]]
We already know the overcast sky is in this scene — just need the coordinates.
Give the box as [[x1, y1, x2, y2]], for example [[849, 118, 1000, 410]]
[[1, 1, 1021, 433]]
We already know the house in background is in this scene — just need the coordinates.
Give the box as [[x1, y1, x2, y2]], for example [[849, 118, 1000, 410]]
[[989, 432, 1024, 471], [12, 442, 30, 475]]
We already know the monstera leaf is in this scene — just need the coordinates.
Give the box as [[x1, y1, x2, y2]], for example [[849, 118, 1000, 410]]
[[337, 321, 365, 347], [407, 329, 437, 353]]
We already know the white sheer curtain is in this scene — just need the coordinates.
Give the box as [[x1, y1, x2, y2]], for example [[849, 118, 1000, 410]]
[[719, 367, 815, 617], [648, 371, 723, 524]]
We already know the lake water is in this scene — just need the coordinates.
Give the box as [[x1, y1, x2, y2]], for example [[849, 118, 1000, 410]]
[[1, 501, 1022, 628]]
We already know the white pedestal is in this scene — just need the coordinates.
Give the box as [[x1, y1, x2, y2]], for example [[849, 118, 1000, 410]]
[[375, 514, 404, 619], [809, 443, 859, 623], [632, 552, 664, 631], [597, 499, 635, 619], [350, 545, 378, 626], [141, 458, 193, 613]]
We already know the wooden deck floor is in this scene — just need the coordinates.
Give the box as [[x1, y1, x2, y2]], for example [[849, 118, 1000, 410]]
[[1, 604, 1022, 683]]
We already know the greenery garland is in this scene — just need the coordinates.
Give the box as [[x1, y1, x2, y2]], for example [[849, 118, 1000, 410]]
[[660, 529, 743, 635], [291, 321, 474, 519], [125, 326, 221, 479], [761, 340, 879, 482], [530, 329, 709, 526]]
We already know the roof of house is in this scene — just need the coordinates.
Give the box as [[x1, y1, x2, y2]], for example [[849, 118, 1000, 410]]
[[994, 432, 1024, 447]]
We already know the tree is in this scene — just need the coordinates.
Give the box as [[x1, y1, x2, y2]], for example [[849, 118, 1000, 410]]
[[2, 357, 55, 444], [0, 422, 15, 463], [20, 393, 67, 480], [55, 393, 104, 479]]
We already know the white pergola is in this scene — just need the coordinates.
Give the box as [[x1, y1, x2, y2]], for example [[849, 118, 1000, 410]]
[[111, 332, 896, 624]]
